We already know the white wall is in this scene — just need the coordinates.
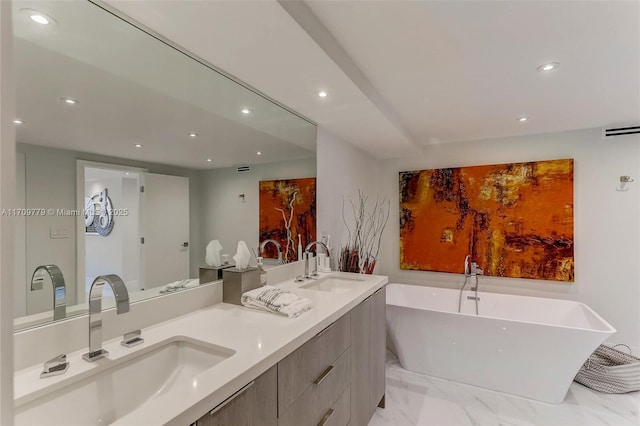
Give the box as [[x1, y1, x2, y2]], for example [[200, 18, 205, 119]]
[[199, 158, 316, 263], [23, 146, 79, 313], [14, 152, 25, 317], [0, 0, 15, 421], [316, 127, 382, 267], [378, 128, 640, 349]]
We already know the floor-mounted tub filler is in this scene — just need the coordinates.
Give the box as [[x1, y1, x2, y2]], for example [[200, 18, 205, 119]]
[[386, 283, 616, 403]]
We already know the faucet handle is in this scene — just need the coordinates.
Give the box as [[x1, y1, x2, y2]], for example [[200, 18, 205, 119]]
[[41, 354, 69, 378], [121, 329, 144, 348]]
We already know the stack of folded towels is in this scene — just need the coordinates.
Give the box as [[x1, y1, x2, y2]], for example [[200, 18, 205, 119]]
[[241, 286, 313, 318]]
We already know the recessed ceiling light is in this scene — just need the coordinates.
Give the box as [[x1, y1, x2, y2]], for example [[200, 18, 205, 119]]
[[13, 119, 24, 125], [135, 144, 143, 148], [20, 9, 57, 27], [256, 151, 262, 156], [517, 116, 529, 122], [60, 98, 78, 105], [241, 108, 252, 115], [30, 13, 50, 25], [537, 62, 559, 72], [188, 132, 198, 138], [206, 158, 213, 163], [318, 91, 328, 98]]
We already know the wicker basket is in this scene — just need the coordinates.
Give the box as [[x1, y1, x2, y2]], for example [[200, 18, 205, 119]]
[[574, 344, 640, 393]]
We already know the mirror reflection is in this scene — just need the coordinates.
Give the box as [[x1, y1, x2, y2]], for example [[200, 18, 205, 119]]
[[12, 0, 317, 331]]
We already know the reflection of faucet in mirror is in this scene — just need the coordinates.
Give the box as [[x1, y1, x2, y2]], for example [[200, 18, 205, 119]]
[[82, 274, 130, 362], [30, 265, 66, 321], [304, 241, 330, 279], [260, 239, 283, 264]]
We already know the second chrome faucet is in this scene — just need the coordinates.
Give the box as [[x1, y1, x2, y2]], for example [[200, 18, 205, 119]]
[[303, 241, 330, 279], [82, 274, 130, 362]]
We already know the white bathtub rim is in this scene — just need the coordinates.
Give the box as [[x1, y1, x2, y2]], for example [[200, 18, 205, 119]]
[[386, 283, 617, 335]]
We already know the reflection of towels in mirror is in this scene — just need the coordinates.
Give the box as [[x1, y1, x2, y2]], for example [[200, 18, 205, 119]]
[[159, 279, 199, 293], [205, 240, 223, 267]]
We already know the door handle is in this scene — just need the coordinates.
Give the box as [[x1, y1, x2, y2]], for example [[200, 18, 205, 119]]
[[182, 242, 189, 247]]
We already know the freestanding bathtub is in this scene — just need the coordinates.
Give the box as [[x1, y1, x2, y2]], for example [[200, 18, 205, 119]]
[[386, 283, 616, 403]]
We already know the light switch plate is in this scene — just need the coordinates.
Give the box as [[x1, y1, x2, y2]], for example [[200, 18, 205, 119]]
[[50, 228, 69, 239]]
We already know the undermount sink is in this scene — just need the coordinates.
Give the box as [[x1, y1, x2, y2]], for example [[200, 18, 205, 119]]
[[15, 337, 234, 426], [300, 275, 369, 293]]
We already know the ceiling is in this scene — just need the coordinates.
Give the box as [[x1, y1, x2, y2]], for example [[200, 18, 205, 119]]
[[13, 0, 316, 170], [104, 0, 640, 158]]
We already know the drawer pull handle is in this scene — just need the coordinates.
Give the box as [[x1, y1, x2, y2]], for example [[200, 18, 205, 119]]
[[209, 380, 255, 416], [313, 365, 334, 385], [317, 408, 334, 426]]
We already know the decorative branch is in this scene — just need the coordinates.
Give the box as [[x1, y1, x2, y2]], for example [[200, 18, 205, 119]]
[[275, 190, 297, 262], [339, 191, 390, 274]]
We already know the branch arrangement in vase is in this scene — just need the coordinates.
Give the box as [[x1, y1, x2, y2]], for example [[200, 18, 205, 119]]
[[339, 191, 390, 274]]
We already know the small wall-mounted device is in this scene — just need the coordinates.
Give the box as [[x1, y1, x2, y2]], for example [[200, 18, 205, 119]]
[[618, 176, 634, 192]]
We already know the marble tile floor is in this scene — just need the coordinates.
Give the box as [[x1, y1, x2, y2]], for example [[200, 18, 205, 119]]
[[369, 353, 639, 426]]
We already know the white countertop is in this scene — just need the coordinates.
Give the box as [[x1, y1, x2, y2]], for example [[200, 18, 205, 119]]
[[14, 272, 388, 426]]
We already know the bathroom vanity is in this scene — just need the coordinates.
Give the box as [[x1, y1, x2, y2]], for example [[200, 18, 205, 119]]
[[14, 272, 388, 426], [197, 286, 386, 426]]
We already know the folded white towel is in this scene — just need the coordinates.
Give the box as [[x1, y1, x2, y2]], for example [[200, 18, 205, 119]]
[[182, 279, 199, 289], [160, 278, 199, 293], [241, 286, 313, 318]]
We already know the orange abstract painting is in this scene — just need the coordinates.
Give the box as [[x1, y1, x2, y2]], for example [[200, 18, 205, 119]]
[[399, 159, 574, 281], [259, 178, 316, 262]]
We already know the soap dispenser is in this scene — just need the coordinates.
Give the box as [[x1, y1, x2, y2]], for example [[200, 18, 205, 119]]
[[257, 257, 267, 286]]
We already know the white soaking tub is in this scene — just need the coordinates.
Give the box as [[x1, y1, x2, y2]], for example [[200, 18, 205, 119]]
[[386, 283, 616, 403]]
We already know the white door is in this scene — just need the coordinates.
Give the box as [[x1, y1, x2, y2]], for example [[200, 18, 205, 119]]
[[142, 173, 190, 289]]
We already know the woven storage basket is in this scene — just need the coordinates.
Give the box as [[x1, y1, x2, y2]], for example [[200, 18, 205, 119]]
[[574, 344, 640, 393]]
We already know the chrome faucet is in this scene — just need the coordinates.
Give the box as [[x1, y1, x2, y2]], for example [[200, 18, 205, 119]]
[[30, 265, 66, 321], [82, 274, 130, 362], [459, 255, 483, 315], [304, 241, 330, 279], [260, 239, 283, 264]]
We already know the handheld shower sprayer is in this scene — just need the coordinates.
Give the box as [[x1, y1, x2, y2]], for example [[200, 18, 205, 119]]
[[464, 255, 471, 276]]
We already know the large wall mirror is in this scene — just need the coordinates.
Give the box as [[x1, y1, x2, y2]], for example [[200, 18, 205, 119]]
[[12, 0, 317, 331]]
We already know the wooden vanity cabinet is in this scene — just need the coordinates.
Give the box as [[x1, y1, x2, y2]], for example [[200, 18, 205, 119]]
[[350, 286, 386, 426], [193, 285, 386, 426], [278, 314, 351, 426], [370, 286, 387, 415], [195, 365, 277, 426]]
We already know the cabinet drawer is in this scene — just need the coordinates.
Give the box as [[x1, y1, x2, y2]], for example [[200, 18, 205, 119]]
[[318, 385, 350, 426], [278, 348, 351, 426], [278, 314, 350, 413], [197, 365, 277, 426]]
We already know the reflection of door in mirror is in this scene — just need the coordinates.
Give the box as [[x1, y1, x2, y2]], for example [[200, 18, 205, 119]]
[[82, 166, 142, 301], [77, 163, 191, 302], [142, 173, 189, 289]]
